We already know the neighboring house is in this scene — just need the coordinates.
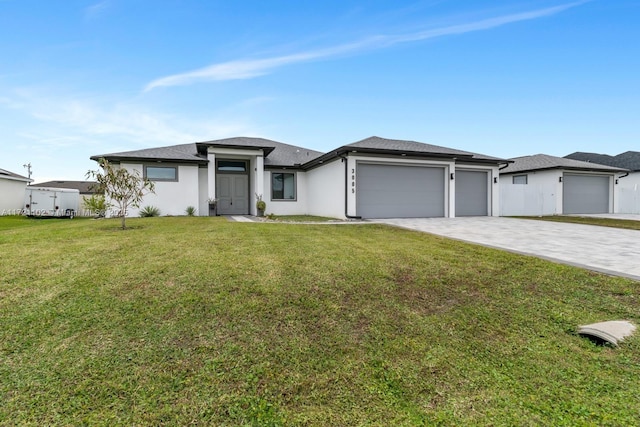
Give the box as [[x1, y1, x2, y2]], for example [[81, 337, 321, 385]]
[[32, 181, 101, 216], [565, 151, 640, 214], [0, 168, 32, 214], [499, 154, 627, 216], [90, 136, 508, 219]]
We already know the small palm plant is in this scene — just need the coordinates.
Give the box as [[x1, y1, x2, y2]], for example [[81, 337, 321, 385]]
[[185, 206, 197, 216], [139, 206, 161, 217]]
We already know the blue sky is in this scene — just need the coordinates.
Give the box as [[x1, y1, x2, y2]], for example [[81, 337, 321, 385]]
[[1, 0, 638, 182]]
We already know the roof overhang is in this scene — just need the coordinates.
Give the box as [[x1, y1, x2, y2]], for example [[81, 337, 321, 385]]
[[500, 166, 628, 175], [301, 146, 508, 170], [0, 174, 32, 183], [195, 142, 276, 158], [89, 155, 208, 165]]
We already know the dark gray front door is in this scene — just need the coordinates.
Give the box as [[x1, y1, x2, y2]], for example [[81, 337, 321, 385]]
[[356, 163, 445, 218], [455, 170, 488, 216], [216, 174, 249, 215], [563, 174, 610, 214]]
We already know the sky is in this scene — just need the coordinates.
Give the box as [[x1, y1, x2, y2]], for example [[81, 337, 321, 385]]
[[1, 0, 638, 183]]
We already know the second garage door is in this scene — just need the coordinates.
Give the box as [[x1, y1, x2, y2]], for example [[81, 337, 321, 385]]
[[455, 170, 489, 216], [356, 163, 445, 218], [563, 173, 610, 214]]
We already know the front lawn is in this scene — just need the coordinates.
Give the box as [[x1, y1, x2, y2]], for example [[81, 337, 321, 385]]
[[519, 215, 640, 231], [1, 216, 638, 425], [264, 215, 342, 222]]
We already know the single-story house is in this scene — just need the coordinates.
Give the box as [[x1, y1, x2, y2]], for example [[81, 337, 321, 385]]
[[565, 151, 640, 214], [32, 181, 101, 216], [91, 136, 508, 219], [499, 154, 627, 216], [0, 167, 32, 214]]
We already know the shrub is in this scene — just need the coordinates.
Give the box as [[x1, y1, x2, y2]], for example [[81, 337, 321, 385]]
[[255, 193, 266, 212], [83, 195, 106, 218], [139, 206, 161, 217], [185, 206, 197, 216]]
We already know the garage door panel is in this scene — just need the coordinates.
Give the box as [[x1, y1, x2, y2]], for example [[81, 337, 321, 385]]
[[563, 174, 609, 214], [456, 170, 488, 216], [357, 164, 445, 218]]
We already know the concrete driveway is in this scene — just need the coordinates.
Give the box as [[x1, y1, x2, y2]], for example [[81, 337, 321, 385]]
[[376, 217, 640, 281]]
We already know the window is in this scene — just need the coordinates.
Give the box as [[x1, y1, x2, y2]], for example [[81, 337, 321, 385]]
[[217, 160, 247, 172], [513, 174, 528, 185], [271, 172, 296, 200], [145, 166, 177, 181]]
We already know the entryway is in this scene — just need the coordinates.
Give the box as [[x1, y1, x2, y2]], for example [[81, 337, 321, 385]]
[[216, 160, 249, 215]]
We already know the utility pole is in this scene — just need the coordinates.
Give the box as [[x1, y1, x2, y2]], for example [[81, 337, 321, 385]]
[[23, 163, 32, 185]]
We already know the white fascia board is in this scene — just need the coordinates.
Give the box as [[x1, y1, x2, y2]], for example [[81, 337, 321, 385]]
[[207, 147, 264, 157], [1, 175, 32, 183]]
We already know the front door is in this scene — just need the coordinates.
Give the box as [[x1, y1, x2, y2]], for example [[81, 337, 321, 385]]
[[216, 174, 249, 215]]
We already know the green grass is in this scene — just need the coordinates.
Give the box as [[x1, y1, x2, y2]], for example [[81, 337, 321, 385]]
[[266, 215, 341, 222], [1, 216, 639, 425], [518, 215, 640, 231]]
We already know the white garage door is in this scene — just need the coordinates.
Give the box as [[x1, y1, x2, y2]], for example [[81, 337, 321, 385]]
[[356, 163, 445, 218], [563, 173, 610, 214], [455, 170, 489, 216]]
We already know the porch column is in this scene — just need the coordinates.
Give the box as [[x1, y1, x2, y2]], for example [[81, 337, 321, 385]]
[[207, 151, 216, 204], [254, 155, 264, 215], [448, 163, 456, 218]]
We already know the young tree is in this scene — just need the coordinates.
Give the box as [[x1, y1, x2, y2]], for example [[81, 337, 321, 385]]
[[86, 158, 155, 229]]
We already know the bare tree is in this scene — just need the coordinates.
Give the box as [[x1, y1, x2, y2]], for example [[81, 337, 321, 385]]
[[87, 158, 155, 229]]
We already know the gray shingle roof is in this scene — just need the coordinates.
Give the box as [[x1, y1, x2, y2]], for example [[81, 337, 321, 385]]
[[195, 137, 324, 167], [501, 154, 627, 174], [91, 143, 205, 163], [32, 181, 100, 194], [91, 138, 324, 168], [0, 167, 31, 182], [344, 136, 505, 162], [565, 151, 640, 171], [91, 135, 507, 169]]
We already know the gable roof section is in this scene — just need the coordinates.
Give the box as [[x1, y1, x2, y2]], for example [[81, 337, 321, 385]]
[[501, 154, 627, 175], [91, 138, 324, 168], [32, 180, 100, 194], [195, 137, 324, 167], [304, 136, 508, 169], [565, 151, 640, 171], [0, 167, 31, 182]]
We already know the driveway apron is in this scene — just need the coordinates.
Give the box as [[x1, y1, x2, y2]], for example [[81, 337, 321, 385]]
[[376, 217, 640, 281]]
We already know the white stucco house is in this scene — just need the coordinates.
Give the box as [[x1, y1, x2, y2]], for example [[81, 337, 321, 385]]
[[91, 136, 508, 219], [0, 167, 32, 214], [499, 154, 627, 216], [565, 151, 640, 214]]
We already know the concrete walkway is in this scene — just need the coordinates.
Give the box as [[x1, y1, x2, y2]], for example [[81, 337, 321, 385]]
[[376, 217, 640, 281]]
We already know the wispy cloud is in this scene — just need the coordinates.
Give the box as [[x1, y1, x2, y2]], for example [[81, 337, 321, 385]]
[[85, 0, 111, 20], [145, 1, 589, 91], [3, 88, 261, 148]]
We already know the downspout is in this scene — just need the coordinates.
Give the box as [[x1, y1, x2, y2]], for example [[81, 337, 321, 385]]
[[616, 172, 629, 184], [341, 154, 362, 220], [499, 162, 510, 170]]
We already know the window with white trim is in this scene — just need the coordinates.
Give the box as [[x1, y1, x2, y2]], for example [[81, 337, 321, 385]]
[[513, 174, 528, 185]]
